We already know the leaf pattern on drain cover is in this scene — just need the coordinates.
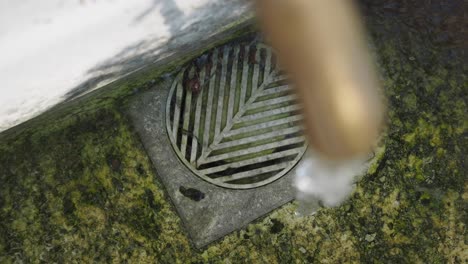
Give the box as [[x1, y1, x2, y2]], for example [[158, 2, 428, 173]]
[[166, 43, 307, 189]]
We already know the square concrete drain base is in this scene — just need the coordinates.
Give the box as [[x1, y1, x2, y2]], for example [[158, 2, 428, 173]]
[[128, 81, 305, 248], [127, 39, 308, 248]]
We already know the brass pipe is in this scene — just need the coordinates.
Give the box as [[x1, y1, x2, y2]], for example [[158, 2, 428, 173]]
[[256, 0, 385, 160]]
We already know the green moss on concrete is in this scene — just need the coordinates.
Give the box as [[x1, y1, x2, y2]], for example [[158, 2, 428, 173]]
[[0, 8, 467, 264], [0, 108, 193, 263]]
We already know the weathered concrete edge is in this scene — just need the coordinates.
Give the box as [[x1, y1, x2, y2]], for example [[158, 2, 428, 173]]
[[0, 13, 256, 142]]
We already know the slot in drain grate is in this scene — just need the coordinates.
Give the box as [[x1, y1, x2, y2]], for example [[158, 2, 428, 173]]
[[166, 43, 307, 189]]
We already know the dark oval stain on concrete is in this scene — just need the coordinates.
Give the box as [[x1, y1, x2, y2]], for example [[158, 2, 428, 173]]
[[179, 186, 205, 201]]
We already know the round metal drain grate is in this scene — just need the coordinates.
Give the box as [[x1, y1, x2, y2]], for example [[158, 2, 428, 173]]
[[166, 43, 307, 189]]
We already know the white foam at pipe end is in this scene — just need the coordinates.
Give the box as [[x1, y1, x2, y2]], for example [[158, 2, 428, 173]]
[[294, 153, 367, 215]]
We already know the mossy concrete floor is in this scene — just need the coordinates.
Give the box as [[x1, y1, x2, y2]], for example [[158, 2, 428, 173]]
[[0, 3, 466, 263]]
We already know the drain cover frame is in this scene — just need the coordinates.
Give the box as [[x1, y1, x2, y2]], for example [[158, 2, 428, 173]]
[[165, 44, 307, 189], [127, 39, 307, 248]]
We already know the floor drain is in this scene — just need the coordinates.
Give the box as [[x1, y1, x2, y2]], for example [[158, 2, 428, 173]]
[[166, 44, 307, 189], [128, 38, 308, 248]]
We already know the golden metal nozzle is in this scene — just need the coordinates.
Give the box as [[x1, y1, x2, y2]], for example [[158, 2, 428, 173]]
[[256, 0, 385, 160]]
